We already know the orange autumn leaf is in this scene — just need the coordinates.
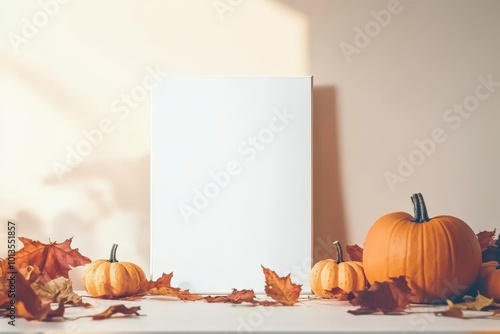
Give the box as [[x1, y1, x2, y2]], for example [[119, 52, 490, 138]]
[[324, 287, 350, 301], [345, 244, 363, 262], [0, 274, 66, 321], [14, 237, 91, 283], [147, 272, 174, 291], [348, 276, 412, 315], [262, 266, 301, 306], [148, 272, 203, 301], [205, 289, 257, 304]]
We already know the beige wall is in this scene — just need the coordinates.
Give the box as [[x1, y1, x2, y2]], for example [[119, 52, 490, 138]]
[[1, 0, 499, 288]]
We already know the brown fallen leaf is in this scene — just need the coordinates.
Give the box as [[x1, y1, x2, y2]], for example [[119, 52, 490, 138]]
[[447, 293, 494, 311], [348, 276, 412, 315], [13, 237, 91, 283], [346, 244, 363, 262], [31, 277, 83, 305], [436, 307, 464, 319], [148, 272, 203, 301], [477, 229, 497, 252], [91, 305, 142, 320], [262, 266, 301, 306], [10, 274, 66, 321], [324, 287, 350, 301], [205, 289, 257, 304]]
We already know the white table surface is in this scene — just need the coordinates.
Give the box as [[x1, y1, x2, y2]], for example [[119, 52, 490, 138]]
[[5, 292, 500, 333]]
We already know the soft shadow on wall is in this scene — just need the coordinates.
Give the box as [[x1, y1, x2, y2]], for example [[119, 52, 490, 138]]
[[312, 86, 347, 265]]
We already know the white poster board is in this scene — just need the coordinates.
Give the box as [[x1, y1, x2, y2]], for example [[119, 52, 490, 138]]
[[151, 77, 312, 294]]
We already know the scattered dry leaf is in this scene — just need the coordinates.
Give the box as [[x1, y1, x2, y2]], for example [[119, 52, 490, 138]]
[[447, 293, 494, 311], [324, 287, 350, 301], [348, 276, 412, 315], [14, 237, 91, 283], [346, 244, 363, 262], [205, 289, 257, 304], [91, 305, 142, 320], [31, 277, 82, 304], [148, 272, 203, 301], [262, 266, 301, 306], [436, 307, 464, 319], [5, 274, 66, 321]]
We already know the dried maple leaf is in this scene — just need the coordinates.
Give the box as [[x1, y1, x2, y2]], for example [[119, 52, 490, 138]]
[[148, 272, 203, 301], [19, 264, 41, 283], [346, 244, 363, 262], [446, 293, 494, 311], [15, 237, 91, 283], [477, 229, 497, 251], [348, 276, 412, 315], [10, 274, 66, 321], [91, 305, 141, 320], [324, 287, 350, 301], [147, 272, 173, 291], [205, 289, 257, 304], [436, 307, 464, 319], [31, 277, 82, 305], [262, 266, 301, 306]]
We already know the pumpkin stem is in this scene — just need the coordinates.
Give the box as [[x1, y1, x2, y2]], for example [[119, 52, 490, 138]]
[[411, 193, 430, 223], [108, 244, 119, 263], [333, 241, 344, 264]]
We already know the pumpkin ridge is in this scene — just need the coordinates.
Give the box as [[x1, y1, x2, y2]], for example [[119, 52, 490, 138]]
[[419, 221, 426, 302], [438, 219, 455, 301], [430, 219, 440, 301], [386, 219, 398, 280], [404, 219, 412, 296]]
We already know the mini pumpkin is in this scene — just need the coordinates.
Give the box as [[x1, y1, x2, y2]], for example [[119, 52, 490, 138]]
[[310, 240, 367, 297], [83, 244, 147, 298], [477, 261, 500, 302], [363, 193, 481, 303]]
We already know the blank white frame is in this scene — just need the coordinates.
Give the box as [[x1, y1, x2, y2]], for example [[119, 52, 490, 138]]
[[151, 77, 312, 294]]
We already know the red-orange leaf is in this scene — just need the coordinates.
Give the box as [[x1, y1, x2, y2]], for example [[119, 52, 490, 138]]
[[346, 244, 363, 262], [262, 266, 301, 306], [148, 272, 203, 301], [146, 272, 173, 291], [348, 276, 412, 315], [15, 237, 91, 283], [324, 287, 350, 301], [0, 274, 66, 321]]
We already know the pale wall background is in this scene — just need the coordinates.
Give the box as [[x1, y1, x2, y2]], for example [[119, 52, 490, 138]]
[[1, 0, 499, 289]]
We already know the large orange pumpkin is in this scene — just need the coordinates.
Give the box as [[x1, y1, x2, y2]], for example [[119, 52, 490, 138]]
[[83, 244, 147, 298], [477, 261, 500, 302], [310, 241, 366, 297], [363, 193, 481, 303]]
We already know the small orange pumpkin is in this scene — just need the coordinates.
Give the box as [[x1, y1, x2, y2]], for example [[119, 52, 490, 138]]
[[477, 261, 500, 302], [363, 193, 482, 303], [83, 244, 147, 298], [309, 241, 367, 297]]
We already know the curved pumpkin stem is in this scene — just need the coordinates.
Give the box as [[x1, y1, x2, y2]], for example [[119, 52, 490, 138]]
[[333, 241, 344, 264], [411, 193, 430, 223], [108, 244, 119, 263]]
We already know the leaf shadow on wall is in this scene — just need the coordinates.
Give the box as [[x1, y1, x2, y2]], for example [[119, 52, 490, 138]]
[[43, 154, 150, 265], [312, 86, 348, 265]]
